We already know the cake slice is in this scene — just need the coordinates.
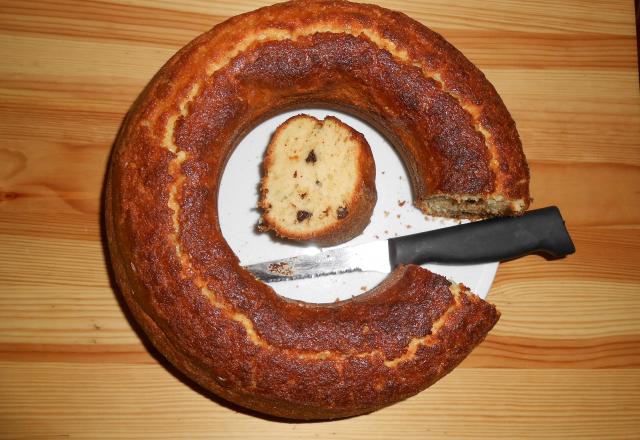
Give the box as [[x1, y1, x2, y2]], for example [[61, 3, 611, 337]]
[[258, 114, 377, 247]]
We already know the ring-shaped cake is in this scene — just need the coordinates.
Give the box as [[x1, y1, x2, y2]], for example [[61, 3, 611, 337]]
[[106, 0, 529, 419]]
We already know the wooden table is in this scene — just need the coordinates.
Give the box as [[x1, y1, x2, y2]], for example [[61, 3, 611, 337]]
[[1, 1, 638, 438]]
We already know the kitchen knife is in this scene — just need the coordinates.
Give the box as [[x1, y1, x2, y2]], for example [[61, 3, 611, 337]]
[[244, 206, 575, 283]]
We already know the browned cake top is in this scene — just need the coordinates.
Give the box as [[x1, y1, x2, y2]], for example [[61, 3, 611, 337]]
[[106, 0, 514, 419]]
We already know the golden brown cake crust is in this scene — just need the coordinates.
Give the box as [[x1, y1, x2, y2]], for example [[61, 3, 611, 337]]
[[258, 114, 377, 246], [105, 0, 517, 419]]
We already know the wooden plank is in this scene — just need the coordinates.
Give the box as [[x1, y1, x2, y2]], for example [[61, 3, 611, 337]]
[[1, 162, 637, 245], [0, 0, 222, 47], [1, 332, 638, 370], [529, 162, 640, 226], [1, 41, 638, 166], [0, 236, 108, 288], [446, 31, 637, 69], [3, 3, 636, 70], [468, 334, 640, 369], [1, 362, 638, 439], [1, 224, 638, 366], [95, 0, 637, 35]]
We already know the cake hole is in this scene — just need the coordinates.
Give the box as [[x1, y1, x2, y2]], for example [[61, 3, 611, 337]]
[[218, 108, 496, 302]]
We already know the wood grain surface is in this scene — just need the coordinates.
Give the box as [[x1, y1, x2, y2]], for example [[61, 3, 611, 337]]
[[1, 0, 639, 438]]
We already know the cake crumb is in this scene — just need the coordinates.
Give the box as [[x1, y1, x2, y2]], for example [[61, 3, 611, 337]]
[[267, 262, 294, 277], [384, 211, 390, 217], [360, 286, 367, 291], [406, 224, 412, 229], [396, 214, 401, 219], [398, 200, 406, 207]]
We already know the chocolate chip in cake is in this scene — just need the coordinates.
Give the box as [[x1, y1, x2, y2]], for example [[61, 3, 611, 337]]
[[300, 192, 307, 199], [305, 149, 317, 163], [296, 210, 312, 222], [336, 206, 348, 219]]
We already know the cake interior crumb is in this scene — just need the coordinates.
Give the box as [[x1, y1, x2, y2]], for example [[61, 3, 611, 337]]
[[259, 115, 368, 236]]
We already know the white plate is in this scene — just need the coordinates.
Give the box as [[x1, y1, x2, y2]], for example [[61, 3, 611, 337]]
[[219, 109, 497, 302]]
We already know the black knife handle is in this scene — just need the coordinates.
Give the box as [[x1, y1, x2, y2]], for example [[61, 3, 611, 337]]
[[387, 206, 575, 267]]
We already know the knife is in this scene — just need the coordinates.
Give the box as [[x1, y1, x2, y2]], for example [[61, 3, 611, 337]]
[[244, 206, 575, 283]]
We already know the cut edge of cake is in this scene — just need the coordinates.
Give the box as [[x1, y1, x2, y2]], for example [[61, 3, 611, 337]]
[[258, 114, 377, 247]]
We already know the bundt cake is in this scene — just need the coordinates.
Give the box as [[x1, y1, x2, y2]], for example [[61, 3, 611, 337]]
[[105, 0, 529, 420], [258, 114, 377, 246]]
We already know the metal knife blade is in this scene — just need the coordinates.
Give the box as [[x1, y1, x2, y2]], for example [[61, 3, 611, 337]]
[[243, 206, 576, 283], [243, 240, 391, 283]]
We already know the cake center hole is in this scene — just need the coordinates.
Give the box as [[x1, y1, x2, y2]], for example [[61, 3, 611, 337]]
[[218, 108, 482, 303]]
